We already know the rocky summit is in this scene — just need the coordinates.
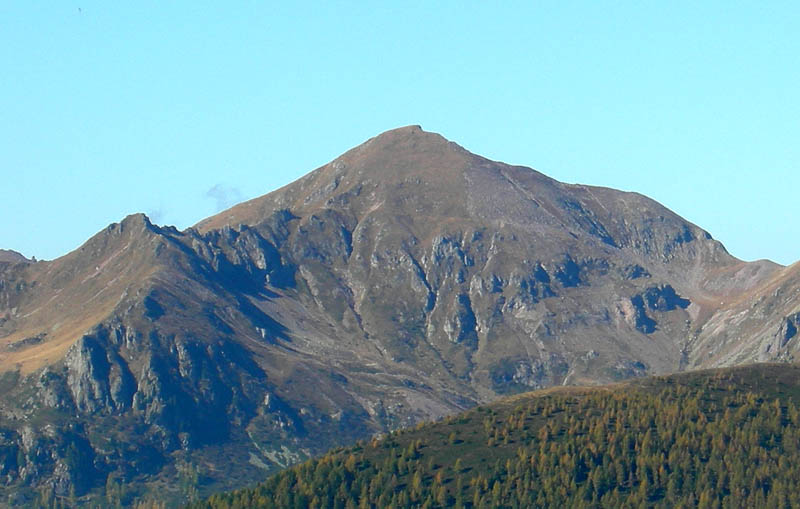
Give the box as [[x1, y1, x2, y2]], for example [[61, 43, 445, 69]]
[[0, 126, 797, 505]]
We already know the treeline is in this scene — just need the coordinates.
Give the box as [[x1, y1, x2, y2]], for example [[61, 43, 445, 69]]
[[188, 366, 800, 508]]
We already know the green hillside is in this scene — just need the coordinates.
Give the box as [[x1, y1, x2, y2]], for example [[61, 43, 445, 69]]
[[187, 364, 800, 509]]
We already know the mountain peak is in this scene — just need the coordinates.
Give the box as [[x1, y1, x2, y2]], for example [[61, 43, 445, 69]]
[[379, 124, 423, 134], [119, 212, 158, 233], [196, 126, 478, 231], [343, 124, 467, 165], [195, 128, 724, 271], [0, 249, 30, 264], [362, 125, 430, 143], [1, 125, 796, 504]]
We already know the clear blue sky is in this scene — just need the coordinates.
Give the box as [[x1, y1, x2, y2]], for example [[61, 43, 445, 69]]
[[2, 2, 798, 265]]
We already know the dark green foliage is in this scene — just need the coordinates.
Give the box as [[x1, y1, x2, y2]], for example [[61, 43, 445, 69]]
[[187, 364, 800, 508]]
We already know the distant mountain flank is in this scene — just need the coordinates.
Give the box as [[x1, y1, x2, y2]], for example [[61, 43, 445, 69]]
[[0, 126, 797, 505]]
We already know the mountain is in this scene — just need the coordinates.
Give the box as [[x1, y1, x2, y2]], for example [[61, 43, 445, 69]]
[[688, 261, 800, 367], [189, 363, 800, 509], [0, 250, 29, 264], [0, 126, 796, 505]]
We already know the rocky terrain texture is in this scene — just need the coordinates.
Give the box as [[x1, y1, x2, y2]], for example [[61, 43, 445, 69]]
[[0, 126, 796, 505]]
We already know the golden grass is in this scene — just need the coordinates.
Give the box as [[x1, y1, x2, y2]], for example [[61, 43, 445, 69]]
[[0, 306, 113, 374]]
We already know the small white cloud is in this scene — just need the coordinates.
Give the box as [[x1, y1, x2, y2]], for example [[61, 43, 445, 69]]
[[147, 207, 165, 224], [205, 184, 243, 213]]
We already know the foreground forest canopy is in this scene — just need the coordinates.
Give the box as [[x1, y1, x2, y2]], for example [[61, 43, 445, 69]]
[[190, 364, 800, 509]]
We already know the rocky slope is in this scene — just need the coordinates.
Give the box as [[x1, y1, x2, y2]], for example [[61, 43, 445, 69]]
[[0, 126, 795, 505], [689, 262, 800, 367]]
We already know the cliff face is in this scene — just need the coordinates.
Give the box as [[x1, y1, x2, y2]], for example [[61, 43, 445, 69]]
[[0, 126, 794, 504]]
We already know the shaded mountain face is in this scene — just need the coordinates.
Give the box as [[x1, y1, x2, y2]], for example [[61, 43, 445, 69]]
[[0, 126, 795, 504]]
